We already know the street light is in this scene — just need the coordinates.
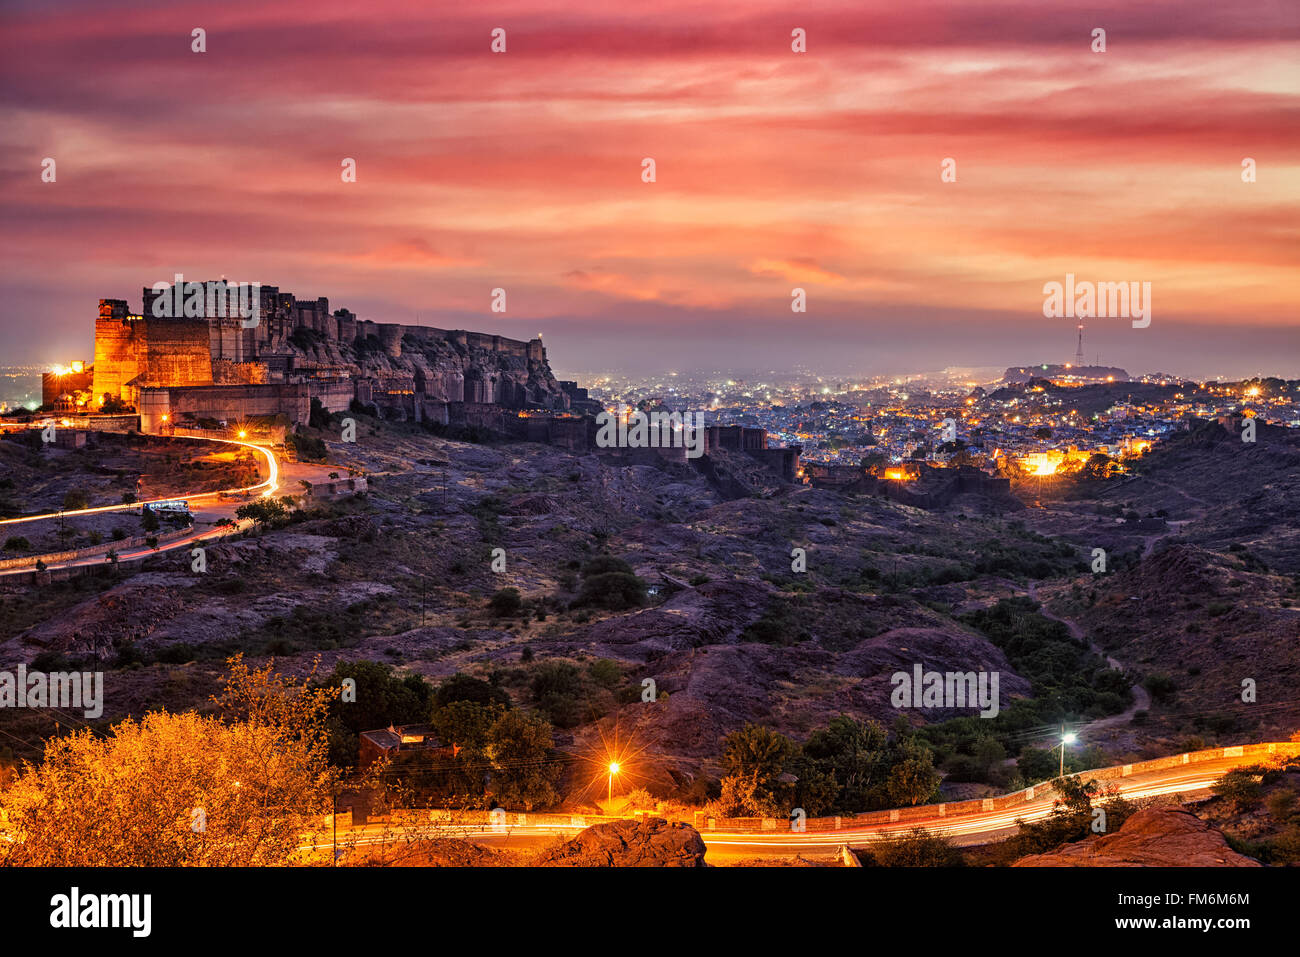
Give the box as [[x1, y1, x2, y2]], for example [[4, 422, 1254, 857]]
[[1057, 731, 1078, 778], [607, 761, 620, 806]]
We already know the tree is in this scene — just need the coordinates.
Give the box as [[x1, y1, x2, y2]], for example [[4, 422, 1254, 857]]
[[141, 505, 160, 532], [574, 572, 647, 611], [802, 715, 889, 812], [434, 673, 512, 712], [308, 397, 332, 430], [721, 724, 797, 814], [0, 656, 338, 866], [236, 498, 288, 531], [530, 661, 590, 729], [886, 756, 940, 807], [486, 709, 558, 810], [318, 660, 433, 766]]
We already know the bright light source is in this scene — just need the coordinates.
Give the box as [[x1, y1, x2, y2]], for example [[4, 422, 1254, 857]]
[[1062, 733, 1078, 745], [238, 430, 247, 438], [608, 762, 620, 775]]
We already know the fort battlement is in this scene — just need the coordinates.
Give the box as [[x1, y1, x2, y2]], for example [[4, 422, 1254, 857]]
[[90, 282, 565, 429]]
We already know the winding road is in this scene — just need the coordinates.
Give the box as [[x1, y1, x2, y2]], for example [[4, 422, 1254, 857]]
[[0, 434, 338, 576]]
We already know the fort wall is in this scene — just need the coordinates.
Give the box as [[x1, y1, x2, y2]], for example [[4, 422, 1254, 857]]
[[139, 384, 308, 433]]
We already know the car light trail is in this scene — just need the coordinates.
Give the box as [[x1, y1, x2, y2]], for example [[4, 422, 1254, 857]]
[[0, 436, 277, 526]]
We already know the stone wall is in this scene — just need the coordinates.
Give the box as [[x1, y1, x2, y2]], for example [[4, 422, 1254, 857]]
[[139, 384, 309, 432], [93, 300, 214, 406]]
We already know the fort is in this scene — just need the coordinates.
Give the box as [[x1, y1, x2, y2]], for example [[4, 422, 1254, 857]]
[[88, 282, 566, 432]]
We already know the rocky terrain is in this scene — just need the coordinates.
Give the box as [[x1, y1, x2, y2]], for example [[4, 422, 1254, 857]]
[[1011, 805, 1259, 867], [3, 411, 1296, 811], [0, 431, 253, 520]]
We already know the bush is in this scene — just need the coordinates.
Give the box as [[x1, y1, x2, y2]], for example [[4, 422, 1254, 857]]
[[588, 658, 622, 690], [434, 673, 512, 712], [581, 555, 634, 577], [488, 587, 523, 617], [863, 828, 963, 867], [288, 430, 328, 462], [1212, 767, 1266, 808], [62, 489, 89, 511], [1143, 673, 1177, 703], [155, 643, 197, 664], [574, 572, 646, 611], [3, 536, 31, 552]]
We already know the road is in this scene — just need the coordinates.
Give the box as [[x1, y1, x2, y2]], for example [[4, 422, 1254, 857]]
[[315, 752, 1274, 863], [0, 436, 338, 575]]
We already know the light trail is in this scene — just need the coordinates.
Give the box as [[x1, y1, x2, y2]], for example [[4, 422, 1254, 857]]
[[317, 752, 1289, 860], [0, 435, 278, 527]]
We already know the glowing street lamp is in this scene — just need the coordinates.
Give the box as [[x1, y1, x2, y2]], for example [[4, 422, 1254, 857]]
[[1057, 731, 1078, 778], [607, 761, 620, 805]]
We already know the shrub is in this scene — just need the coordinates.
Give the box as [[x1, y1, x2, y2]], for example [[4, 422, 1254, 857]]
[[574, 572, 646, 611], [488, 587, 523, 617], [863, 828, 963, 867], [1212, 767, 1266, 808], [62, 489, 89, 511]]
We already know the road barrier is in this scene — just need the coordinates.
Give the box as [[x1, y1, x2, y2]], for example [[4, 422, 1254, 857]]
[[685, 741, 1300, 834], [345, 742, 1299, 842], [0, 525, 194, 572]]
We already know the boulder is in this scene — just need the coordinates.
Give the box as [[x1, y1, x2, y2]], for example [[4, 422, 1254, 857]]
[[1012, 805, 1260, 867], [536, 817, 708, 867]]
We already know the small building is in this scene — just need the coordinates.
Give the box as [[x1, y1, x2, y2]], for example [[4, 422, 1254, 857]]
[[358, 723, 449, 769]]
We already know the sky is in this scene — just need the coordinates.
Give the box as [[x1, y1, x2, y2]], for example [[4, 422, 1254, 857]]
[[1, 0, 1297, 380]]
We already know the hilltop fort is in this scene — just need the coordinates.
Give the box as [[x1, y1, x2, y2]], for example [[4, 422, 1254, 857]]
[[89, 282, 568, 432]]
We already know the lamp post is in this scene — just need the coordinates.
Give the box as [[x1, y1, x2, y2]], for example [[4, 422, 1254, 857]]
[[1057, 730, 1078, 778], [607, 762, 620, 806]]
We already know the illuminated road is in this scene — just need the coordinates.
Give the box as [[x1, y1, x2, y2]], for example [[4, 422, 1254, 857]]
[[316, 750, 1283, 863], [0, 435, 279, 526], [0, 436, 336, 575]]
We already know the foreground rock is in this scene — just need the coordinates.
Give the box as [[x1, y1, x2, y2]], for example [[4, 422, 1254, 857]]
[[536, 817, 708, 867], [1012, 806, 1260, 867]]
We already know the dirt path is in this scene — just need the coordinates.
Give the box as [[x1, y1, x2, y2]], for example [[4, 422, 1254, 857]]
[[1026, 581, 1152, 734]]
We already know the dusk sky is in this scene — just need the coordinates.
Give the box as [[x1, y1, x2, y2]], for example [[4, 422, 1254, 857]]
[[1, 0, 1296, 379]]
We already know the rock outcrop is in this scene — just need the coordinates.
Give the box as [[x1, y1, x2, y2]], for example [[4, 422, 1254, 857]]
[[535, 817, 708, 867], [1012, 805, 1260, 867]]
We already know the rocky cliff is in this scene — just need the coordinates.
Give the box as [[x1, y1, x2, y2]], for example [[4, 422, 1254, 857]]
[[286, 323, 566, 415]]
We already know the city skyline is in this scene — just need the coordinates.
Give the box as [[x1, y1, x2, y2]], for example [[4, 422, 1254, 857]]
[[2, 0, 1297, 378]]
